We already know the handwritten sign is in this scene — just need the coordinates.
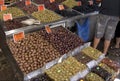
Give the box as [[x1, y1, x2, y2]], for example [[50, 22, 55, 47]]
[[25, 0, 31, 6], [45, 25, 52, 33], [3, 14, 12, 21], [78, 1, 82, 6], [38, 4, 45, 11], [59, 5, 64, 10], [50, 0, 55, 3], [13, 32, 25, 42], [1, 5, 7, 11], [0, 0, 4, 5]]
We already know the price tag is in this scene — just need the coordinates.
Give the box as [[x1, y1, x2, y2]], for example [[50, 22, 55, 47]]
[[0, 0, 4, 5], [58, 5, 64, 10], [13, 32, 25, 42], [50, 0, 55, 3], [3, 14, 12, 21], [86, 60, 97, 69], [25, 0, 31, 6], [78, 1, 82, 6], [45, 25, 52, 33], [1, 5, 7, 11], [38, 4, 45, 11]]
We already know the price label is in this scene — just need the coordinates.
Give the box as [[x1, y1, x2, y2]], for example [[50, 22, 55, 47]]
[[50, 0, 55, 3], [3, 14, 12, 21], [78, 1, 82, 6], [38, 4, 45, 11], [59, 5, 64, 10], [45, 25, 52, 33], [13, 32, 25, 42], [1, 5, 7, 11], [25, 0, 31, 6], [0, 0, 4, 5]]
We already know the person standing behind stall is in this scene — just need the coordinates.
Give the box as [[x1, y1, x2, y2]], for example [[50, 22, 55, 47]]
[[93, 0, 120, 54]]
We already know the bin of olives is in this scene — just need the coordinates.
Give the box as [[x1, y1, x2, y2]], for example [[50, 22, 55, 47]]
[[62, 0, 78, 8], [12, 1, 38, 14], [101, 58, 120, 72], [81, 46, 102, 60], [32, 9, 62, 23], [30, 73, 53, 81], [39, 26, 83, 55], [98, 63, 116, 76], [33, 0, 46, 5], [7, 31, 61, 74], [55, 9, 80, 17], [44, 1, 60, 11], [72, 5, 99, 14], [85, 72, 104, 81], [0, 7, 25, 20], [91, 66, 112, 80], [45, 57, 87, 81], [73, 52, 93, 64], [55, 0, 66, 3], [4, 16, 29, 31]]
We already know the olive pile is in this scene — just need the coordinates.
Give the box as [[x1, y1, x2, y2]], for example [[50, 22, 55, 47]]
[[55, 9, 79, 17], [81, 46, 102, 60], [32, 10, 62, 23], [44, 1, 60, 11], [85, 72, 104, 81], [72, 5, 99, 14], [73, 52, 93, 64], [22, 4, 38, 14], [8, 31, 61, 74], [102, 58, 120, 72], [31, 73, 53, 81], [62, 0, 78, 8], [33, 0, 45, 5], [13, 1, 38, 14], [33, 0, 66, 11], [0, 7, 25, 20], [39, 26, 83, 55], [12, 0, 25, 8], [55, 0, 66, 3], [45, 57, 87, 81], [4, 16, 29, 31], [91, 66, 112, 80], [98, 63, 115, 76]]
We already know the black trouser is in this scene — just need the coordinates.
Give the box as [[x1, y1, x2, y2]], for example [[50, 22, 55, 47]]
[[115, 21, 120, 38]]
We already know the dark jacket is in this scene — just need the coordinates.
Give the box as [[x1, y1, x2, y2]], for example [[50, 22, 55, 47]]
[[100, 0, 120, 17]]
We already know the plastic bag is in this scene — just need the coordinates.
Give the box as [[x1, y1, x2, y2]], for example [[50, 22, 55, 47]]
[[21, 19, 40, 25], [76, 18, 90, 42]]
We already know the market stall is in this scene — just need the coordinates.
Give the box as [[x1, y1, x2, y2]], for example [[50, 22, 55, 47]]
[[0, 0, 119, 81]]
